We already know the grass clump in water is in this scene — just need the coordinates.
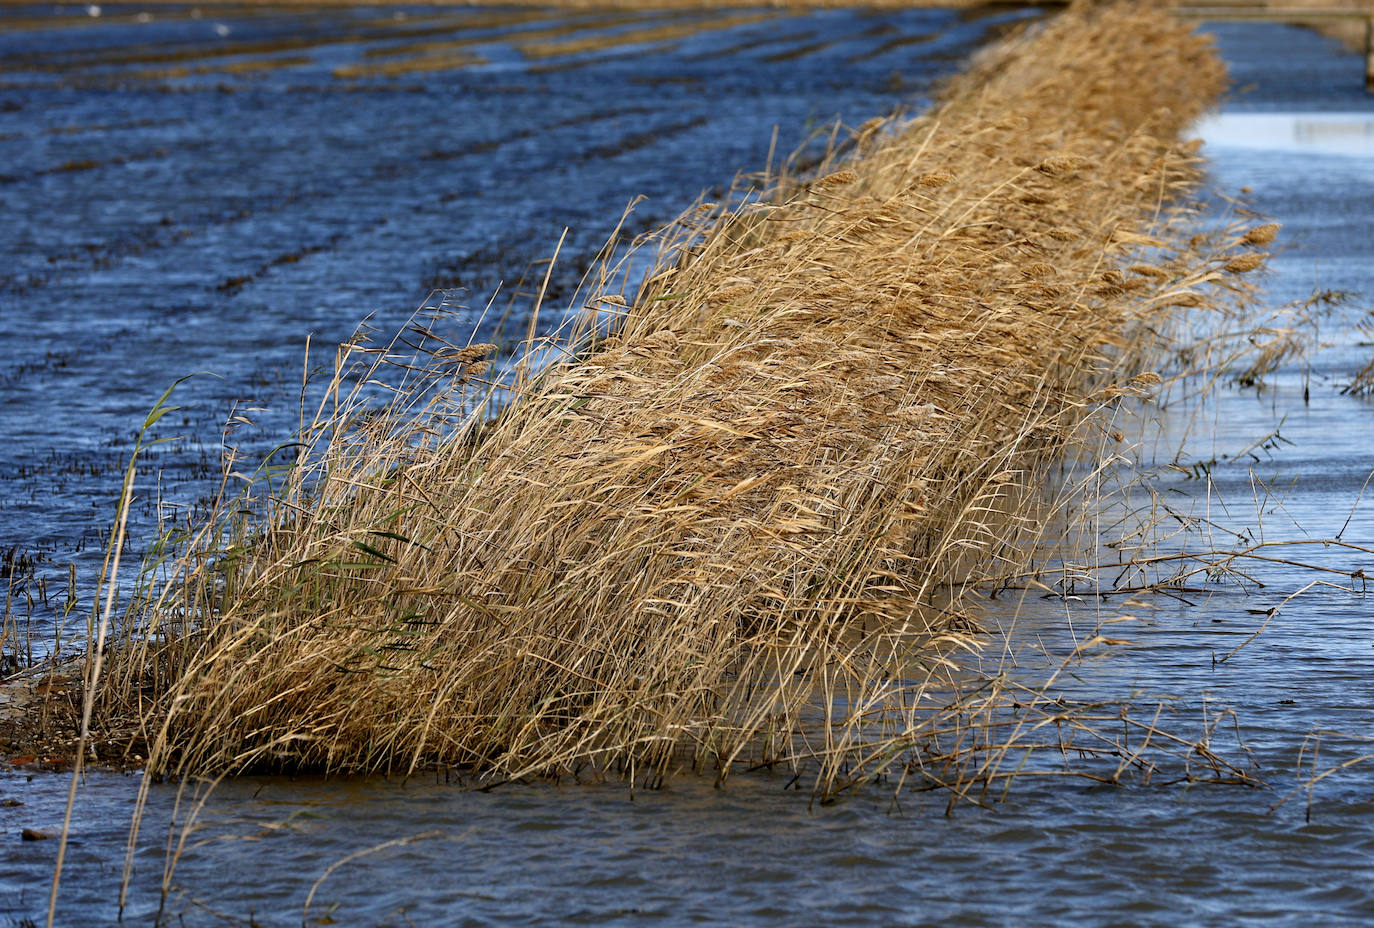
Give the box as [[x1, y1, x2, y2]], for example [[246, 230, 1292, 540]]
[[87, 2, 1278, 801]]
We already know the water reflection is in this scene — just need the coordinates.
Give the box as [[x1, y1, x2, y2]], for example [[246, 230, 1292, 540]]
[[1195, 112, 1374, 156]]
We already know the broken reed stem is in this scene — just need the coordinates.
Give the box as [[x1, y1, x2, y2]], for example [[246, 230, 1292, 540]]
[[94, 1, 1277, 802]]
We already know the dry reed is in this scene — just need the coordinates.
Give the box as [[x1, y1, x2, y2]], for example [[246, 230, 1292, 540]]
[[89, 1, 1280, 803], [1345, 308, 1374, 394]]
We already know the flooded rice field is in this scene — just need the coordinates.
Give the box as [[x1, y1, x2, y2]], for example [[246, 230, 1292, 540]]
[[3, 6, 1374, 927]]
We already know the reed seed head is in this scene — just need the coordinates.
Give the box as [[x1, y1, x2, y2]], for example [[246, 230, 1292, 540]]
[[1224, 253, 1266, 274], [817, 170, 857, 187], [1036, 154, 1091, 177], [1242, 223, 1280, 246]]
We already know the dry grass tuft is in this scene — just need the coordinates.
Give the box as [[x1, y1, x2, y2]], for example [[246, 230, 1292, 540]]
[[86, 2, 1275, 802], [1345, 308, 1374, 395]]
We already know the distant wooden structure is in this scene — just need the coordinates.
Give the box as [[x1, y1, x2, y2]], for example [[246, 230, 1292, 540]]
[[1173, 7, 1374, 91]]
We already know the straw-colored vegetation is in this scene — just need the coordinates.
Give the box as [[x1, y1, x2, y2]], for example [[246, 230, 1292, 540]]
[[81, 1, 1282, 802], [353, 9, 689, 60], [514, 10, 775, 57], [1346, 309, 1374, 394], [332, 50, 486, 78]]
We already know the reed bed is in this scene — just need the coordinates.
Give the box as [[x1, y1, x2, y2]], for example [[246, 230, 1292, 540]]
[[87, 1, 1280, 802]]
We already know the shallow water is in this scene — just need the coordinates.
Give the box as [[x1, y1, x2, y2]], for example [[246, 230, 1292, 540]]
[[6, 765, 1374, 927], [3, 11, 1374, 928]]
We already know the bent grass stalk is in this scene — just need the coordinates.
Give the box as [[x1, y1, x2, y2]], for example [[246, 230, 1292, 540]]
[[88, 2, 1290, 825], [47, 376, 190, 928]]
